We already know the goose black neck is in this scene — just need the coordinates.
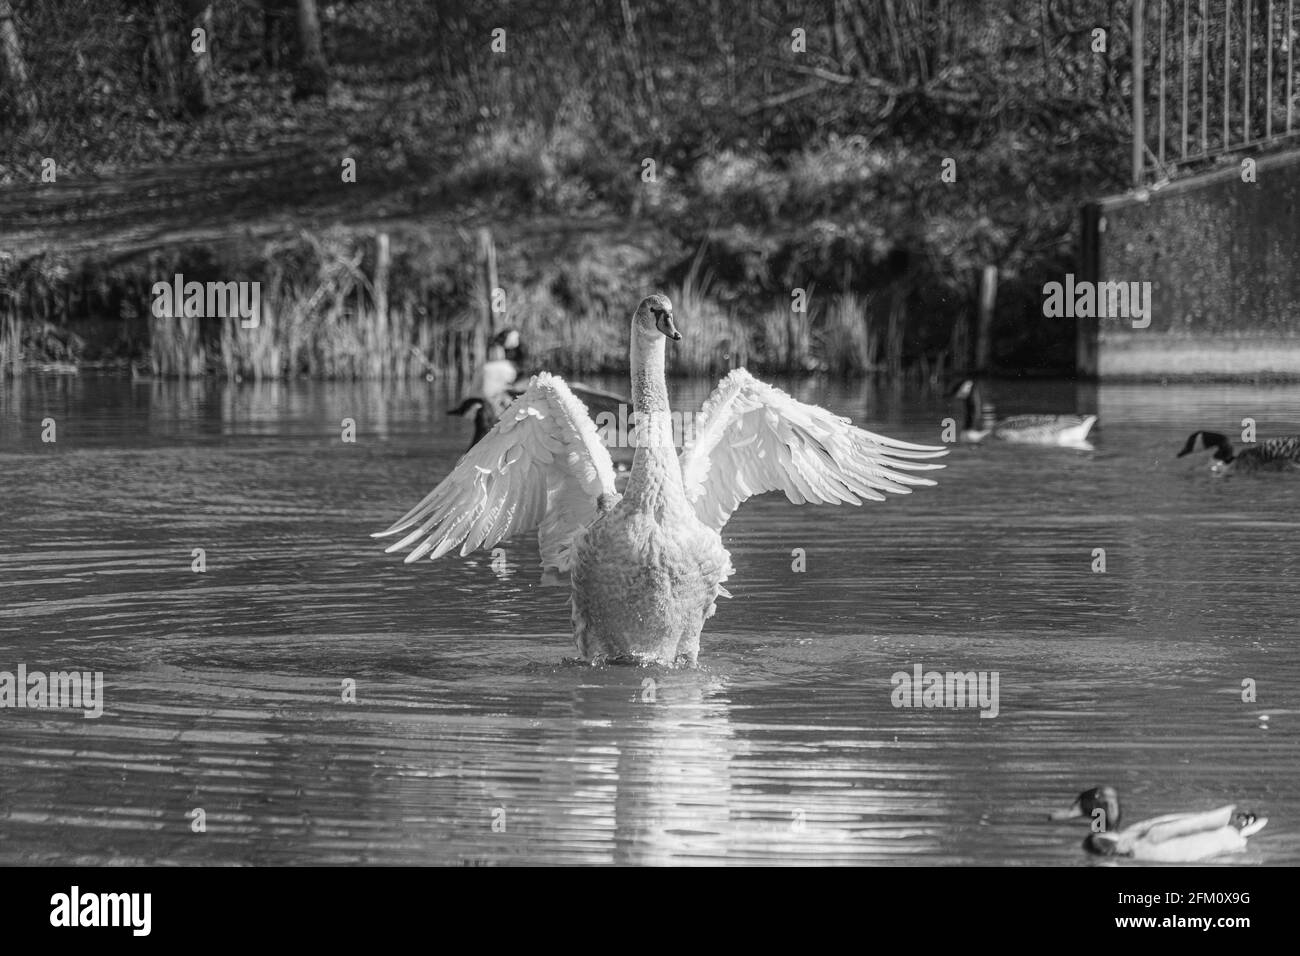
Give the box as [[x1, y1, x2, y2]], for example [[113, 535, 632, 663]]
[[963, 386, 981, 432]]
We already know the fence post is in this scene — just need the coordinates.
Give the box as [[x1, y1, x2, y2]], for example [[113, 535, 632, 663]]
[[974, 265, 998, 373], [478, 227, 498, 340], [1133, 0, 1145, 185]]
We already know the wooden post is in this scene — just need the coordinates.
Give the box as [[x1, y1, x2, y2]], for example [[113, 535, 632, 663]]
[[374, 232, 390, 322], [293, 0, 328, 98], [374, 232, 390, 379], [1132, 0, 1145, 186], [1077, 204, 1102, 378], [974, 264, 997, 373], [949, 313, 969, 374], [478, 227, 498, 340]]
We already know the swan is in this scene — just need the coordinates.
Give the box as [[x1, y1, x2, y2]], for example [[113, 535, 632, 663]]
[[1049, 786, 1267, 862], [951, 379, 1096, 446], [376, 293, 947, 664], [1177, 430, 1300, 474]]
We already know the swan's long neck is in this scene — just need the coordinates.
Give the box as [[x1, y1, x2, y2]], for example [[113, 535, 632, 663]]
[[624, 330, 685, 510]]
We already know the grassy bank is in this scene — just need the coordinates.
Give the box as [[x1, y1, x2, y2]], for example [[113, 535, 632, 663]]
[[0, 224, 971, 382]]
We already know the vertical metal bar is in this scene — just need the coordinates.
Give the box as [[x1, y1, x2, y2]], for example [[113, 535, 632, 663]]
[[1203, 0, 1210, 152], [1267, 0, 1273, 139], [1244, 0, 1252, 142], [1183, 0, 1191, 157], [1224, 0, 1231, 147], [1289, 0, 1295, 133], [1135, 0, 1146, 184], [1159, 0, 1167, 165]]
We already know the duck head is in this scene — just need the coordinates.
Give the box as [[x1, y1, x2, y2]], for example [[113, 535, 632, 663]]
[[1050, 785, 1121, 832], [1177, 430, 1234, 472], [634, 293, 680, 341]]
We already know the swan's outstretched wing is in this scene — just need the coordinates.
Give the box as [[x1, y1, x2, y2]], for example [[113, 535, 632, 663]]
[[680, 368, 947, 531], [375, 372, 616, 570]]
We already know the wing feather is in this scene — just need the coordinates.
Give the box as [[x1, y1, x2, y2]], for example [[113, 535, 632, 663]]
[[1136, 806, 1237, 844], [680, 368, 947, 531], [375, 373, 616, 570]]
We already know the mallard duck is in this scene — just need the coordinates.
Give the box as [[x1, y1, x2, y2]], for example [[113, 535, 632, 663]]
[[1050, 786, 1267, 862], [1177, 430, 1300, 475], [377, 294, 947, 664], [951, 379, 1096, 446]]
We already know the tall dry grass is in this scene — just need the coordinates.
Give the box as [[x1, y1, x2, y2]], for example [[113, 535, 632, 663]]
[[2, 230, 929, 382], [819, 292, 879, 374], [669, 254, 750, 376]]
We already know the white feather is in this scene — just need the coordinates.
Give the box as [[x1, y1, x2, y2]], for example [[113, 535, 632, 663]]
[[374, 373, 616, 571], [680, 369, 947, 532]]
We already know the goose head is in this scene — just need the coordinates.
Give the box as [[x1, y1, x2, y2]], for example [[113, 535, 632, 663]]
[[949, 379, 976, 401], [1049, 785, 1121, 832], [1177, 430, 1235, 473], [491, 327, 524, 363], [634, 294, 680, 342]]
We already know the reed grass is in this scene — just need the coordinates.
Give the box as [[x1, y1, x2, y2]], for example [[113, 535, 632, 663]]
[[819, 292, 878, 374], [669, 253, 750, 376], [0, 230, 939, 381]]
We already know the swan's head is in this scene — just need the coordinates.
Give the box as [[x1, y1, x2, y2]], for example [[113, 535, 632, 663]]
[[1049, 785, 1121, 831], [634, 294, 680, 341]]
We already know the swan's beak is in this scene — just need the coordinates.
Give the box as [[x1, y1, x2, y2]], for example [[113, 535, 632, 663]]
[[657, 311, 682, 341], [1048, 799, 1084, 822]]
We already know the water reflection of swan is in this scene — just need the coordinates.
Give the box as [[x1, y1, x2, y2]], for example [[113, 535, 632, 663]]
[[378, 295, 946, 664]]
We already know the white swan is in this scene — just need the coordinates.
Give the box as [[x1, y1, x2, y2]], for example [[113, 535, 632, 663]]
[[375, 294, 947, 664]]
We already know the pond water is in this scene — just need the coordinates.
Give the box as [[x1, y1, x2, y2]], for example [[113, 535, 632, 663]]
[[0, 372, 1296, 865]]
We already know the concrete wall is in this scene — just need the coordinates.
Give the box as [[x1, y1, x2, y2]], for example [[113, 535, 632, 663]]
[[1077, 148, 1300, 380]]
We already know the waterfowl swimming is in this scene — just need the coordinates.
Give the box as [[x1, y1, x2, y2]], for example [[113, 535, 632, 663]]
[[377, 293, 947, 665], [1177, 430, 1300, 475], [452, 329, 632, 449], [951, 380, 1096, 446], [450, 328, 523, 448], [1050, 786, 1267, 862]]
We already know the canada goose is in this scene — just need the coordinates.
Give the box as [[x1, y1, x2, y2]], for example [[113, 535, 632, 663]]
[[1050, 786, 1267, 862], [377, 294, 947, 665], [951, 379, 1096, 446], [449, 328, 522, 449], [1177, 430, 1300, 474]]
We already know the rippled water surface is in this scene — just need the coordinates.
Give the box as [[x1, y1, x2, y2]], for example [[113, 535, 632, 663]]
[[1, 373, 1297, 865]]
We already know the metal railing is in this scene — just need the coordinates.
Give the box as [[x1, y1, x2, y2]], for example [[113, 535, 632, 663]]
[[1133, 0, 1299, 184]]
